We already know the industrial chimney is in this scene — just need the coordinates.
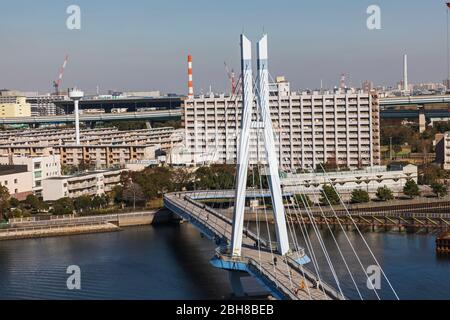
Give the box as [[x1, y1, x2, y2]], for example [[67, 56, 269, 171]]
[[403, 54, 409, 95], [188, 55, 194, 99]]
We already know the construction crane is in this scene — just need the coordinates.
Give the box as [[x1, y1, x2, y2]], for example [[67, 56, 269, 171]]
[[224, 62, 236, 95], [53, 54, 69, 95]]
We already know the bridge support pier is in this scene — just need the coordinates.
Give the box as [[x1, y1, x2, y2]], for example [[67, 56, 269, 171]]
[[228, 271, 247, 298]]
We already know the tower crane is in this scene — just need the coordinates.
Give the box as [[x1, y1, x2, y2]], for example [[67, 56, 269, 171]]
[[53, 54, 69, 95], [224, 62, 236, 95]]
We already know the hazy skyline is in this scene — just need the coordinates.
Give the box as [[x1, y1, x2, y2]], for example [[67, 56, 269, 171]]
[[0, 0, 449, 95]]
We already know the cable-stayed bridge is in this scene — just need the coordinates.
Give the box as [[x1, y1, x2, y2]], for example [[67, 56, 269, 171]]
[[164, 191, 342, 300], [163, 34, 401, 300]]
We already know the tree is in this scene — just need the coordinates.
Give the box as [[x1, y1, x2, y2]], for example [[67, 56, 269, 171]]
[[172, 168, 194, 191], [351, 189, 370, 204], [0, 185, 10, 221], [247, 166, 269, 189], [74, 195, 93, 213], [419, 165, 447, 185], [52, 198, 74, 216], [376, 186, 394, 201], [403, 179, 420, 199], [122, 182, 146, 209], [10, 208, 31, 219], [92, 195, 108, 209], [294, 194, 313, 208], [9, 197, 20, 208], [320, 185, 340, 206], [431, 182, 448, 199], [24, 194, 47, 212], [134, 167, 174, 199], [195, 165, 235, 190], [111, 185, 124, 205]]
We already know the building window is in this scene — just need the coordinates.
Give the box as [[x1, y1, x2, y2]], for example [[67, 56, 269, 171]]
[[14, 189, 18, 194], [14, 179, 17, 184], [4, 181, 7, 186]]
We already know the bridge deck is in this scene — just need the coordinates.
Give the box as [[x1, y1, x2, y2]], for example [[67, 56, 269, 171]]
[[164, 192, 342, 300]]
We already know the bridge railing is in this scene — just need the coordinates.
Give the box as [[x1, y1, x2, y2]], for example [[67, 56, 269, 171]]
[[213, 247, 298, 300], [285, 256, 344, 300], [181, 193, 269, 247]]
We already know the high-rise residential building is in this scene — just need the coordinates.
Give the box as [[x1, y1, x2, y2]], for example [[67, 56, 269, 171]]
[[362, 80, 374, 93], [182, 79, 381, 171], [26, 95, 68, 116]]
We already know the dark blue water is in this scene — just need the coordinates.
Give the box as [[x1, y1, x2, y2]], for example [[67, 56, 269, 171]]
[[0, 224, 232, 300], [0, 223, 449, 300], [293, 228, 450, 300]]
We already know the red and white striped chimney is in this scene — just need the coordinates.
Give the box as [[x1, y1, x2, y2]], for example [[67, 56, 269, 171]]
[[188, 55, 194, 99]]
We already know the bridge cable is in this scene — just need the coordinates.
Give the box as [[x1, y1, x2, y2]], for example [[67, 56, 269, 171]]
[[316, 162, 400, 300]]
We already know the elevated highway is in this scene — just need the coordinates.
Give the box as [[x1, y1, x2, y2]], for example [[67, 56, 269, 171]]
[[3, 95, 450, 126], [0, 110, 182, 125]]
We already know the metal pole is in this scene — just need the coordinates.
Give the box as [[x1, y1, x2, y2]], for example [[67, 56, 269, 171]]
[[74, 100, 80, 145], [390, 137, 393, 160]]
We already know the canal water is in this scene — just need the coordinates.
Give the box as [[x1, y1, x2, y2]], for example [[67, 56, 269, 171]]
[[0, 223, 449, 300]]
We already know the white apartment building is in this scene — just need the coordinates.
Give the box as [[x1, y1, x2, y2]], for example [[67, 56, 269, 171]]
[[42, 169, 123, 201], [183, 80, 381, 171], [0, 155, 61, 197], [281, 164, 418, 199], [0, 165, 33, 201]]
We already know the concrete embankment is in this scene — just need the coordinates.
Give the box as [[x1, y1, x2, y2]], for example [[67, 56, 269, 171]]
[[0, 222, 120, 241], [1, 210, 174, 241]]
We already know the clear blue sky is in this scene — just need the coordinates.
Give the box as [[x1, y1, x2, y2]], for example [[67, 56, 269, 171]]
[[0, 0, 448, 94]]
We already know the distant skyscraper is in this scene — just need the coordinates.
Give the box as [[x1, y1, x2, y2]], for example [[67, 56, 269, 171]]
[[443, 78, 450, 90], [362, 80, 374, 93]]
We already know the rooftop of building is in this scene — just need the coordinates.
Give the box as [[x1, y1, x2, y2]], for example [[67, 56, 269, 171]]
[[0, 164, 29, 175]]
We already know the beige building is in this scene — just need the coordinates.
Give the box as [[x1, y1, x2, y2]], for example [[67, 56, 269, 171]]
[[0, 127, 179, 152], [282, 164, 418, 200], [0, 155, 61, 197], [0, 144, 159, 169], [0, 96, 31, 117], [435, 132, 450, 170], [42, 169, 123, 201], [0, 165, 33, 201], [0, 127, 181, 170], [183, 80, 381, 171]]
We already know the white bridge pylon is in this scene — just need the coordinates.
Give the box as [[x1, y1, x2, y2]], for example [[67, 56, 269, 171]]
[[230, 34, 290, 257]]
